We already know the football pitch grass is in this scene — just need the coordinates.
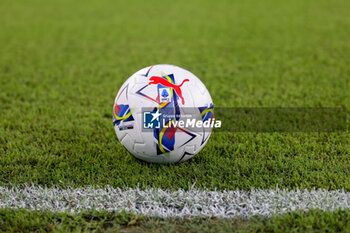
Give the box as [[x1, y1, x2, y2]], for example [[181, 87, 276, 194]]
[[0, 0, 349, 231]]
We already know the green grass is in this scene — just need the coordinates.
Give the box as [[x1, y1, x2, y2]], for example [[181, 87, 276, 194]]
[[1, 208, 350, 233], [0, 0, 350, 231], [0, 0, 349, 191]]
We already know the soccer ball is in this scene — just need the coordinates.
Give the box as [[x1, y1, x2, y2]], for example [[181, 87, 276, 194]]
[[113, 64, 214, 163]]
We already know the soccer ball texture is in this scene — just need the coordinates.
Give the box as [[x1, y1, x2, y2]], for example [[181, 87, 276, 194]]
[[113, 64, 214, 163]]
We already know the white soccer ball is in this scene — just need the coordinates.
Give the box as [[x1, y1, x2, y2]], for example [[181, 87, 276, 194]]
[[113, 64, 214, 163]]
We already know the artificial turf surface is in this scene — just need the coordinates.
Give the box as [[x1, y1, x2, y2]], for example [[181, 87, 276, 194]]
[[0, 0, 349, 231]]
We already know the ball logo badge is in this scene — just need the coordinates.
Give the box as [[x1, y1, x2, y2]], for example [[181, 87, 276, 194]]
[[148, 76, 189, 105]]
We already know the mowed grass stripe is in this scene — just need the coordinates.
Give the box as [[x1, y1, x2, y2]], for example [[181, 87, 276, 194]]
[[1, 185, 350, 218], [3, 209, 350, 232]]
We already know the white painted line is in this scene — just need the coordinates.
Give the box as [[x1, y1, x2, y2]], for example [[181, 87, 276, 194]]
[[1, 185, 350, 218]]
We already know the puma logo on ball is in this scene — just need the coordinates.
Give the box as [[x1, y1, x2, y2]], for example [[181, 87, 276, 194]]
[[149, 76, 189, 105]]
